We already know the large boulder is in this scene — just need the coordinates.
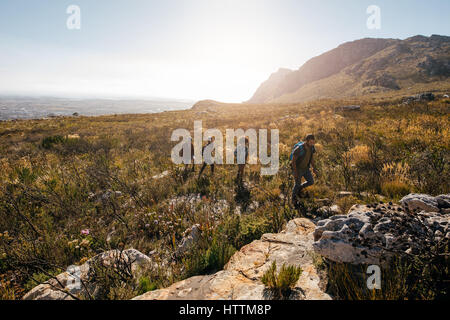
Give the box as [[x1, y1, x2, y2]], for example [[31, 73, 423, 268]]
[[133, 219, 331, 300], [23, 249, 152, 300], [400, 193, 440, 213], [313, 195, 450, 265]]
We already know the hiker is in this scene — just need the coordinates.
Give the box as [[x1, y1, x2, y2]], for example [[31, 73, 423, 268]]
[[291, 134, 318, 205], [181, 137, 195, 172], [198, 137, 215, 178], [235, 137, 249, 185]]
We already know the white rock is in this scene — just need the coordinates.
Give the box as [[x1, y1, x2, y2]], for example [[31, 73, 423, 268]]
[[23, 249, 152, 300], [400, 193, 439, 213]]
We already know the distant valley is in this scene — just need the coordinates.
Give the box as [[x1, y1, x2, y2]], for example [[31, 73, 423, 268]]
[[0, 96, 193, 121]]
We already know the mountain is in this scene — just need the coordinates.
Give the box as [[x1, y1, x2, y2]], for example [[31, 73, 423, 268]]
[[248, 35, 450, 103]]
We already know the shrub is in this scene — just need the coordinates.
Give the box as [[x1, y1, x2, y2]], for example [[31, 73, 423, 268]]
[[234, 214, 273, 249], [335, 196, 360, 215], [325, 247, 449, 300], [137, 276, 158, 295], [261, 261, 302, 299], [24, 272, 52, 292], [204, 236, 236, 273], [0, 278, 17, 300], [381, 181, 412, 199], [42, 135, 65, 149]]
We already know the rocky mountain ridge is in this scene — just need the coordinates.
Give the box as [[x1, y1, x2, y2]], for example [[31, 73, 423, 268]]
[[249, 35, 450, 103]]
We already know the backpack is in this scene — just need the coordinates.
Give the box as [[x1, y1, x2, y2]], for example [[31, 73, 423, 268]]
[[290, 142, 315, 161]]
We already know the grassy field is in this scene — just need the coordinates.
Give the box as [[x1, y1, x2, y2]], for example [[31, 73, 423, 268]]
[[0, 94, 449, 299]]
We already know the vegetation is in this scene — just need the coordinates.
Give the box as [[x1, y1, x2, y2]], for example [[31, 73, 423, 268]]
[[0, 94, 448, 299], [326, 245, 449, 300], [261, 261, 303, 299]]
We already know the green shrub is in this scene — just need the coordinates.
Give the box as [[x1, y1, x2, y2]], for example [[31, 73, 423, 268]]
[[261, 261, 302, 299], [204, 236, 236, 272], [325, 250, 449, 300], [24, 272, 53, 292], [42, 135, 65, 149], [137, 276, 158, 295], [234, 214, 273, 249]]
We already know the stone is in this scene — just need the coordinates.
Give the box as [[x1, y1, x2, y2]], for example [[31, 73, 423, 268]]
[[335, 105, 361, 112], [152, 170, 170, 179], [133, 219, 331, 300], [23, 249, 152, 300], [337, 191, 354, 198], [175, 224, 202, 256], [88, 190, 123, 204], [313, 195, 450, 265], [400, 193, 440, 213], [435, 194, 450, 209], [317, 205, 342, 218], [402, 93, 435, 104]]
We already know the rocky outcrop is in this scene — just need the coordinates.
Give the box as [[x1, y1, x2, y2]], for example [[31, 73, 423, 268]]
[[133, 219, 331, 300], [363, 74, 400, 90], [403, 93, 436, 104], [174, 224, 202, 257], [317, 205, 342, 218], [400, 193, 449, 213], [335, 105, 361, 112], [23, 249, 152, 300], [313, 194, 450, 265]]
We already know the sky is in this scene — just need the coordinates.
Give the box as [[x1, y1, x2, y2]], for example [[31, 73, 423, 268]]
[[0, 0, 449, 102]]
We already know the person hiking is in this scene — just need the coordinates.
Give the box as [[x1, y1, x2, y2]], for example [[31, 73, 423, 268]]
[[291, 134, 318, 206], [198, 137, 215, 178], [235, 137, 249, 185], [181, 136, 195, 173]]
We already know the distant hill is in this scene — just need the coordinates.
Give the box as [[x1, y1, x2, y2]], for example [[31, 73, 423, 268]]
[[248, 35, 450, 103]]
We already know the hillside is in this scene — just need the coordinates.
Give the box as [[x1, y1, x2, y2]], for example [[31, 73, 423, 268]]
[[0, 95, 449, 300], [248, 35, 450, 103]]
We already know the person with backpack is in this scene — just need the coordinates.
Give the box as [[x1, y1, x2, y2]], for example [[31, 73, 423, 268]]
[[291, 134, 318, 206], [181, 136, 195, 173], [198, 137, 216, 178], [235, 137, 249, 185]]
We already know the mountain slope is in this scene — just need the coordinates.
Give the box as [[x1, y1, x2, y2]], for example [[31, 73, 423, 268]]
[[248, 35, 450, 103]]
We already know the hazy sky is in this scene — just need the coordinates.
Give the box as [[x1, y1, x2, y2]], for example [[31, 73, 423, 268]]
[[0, 0, 449, 102]]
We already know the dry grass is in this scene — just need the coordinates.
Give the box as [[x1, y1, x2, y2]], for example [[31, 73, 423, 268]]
[[0, 94, 448, 299]]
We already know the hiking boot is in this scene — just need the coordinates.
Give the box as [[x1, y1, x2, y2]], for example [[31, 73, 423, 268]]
[[292, 197, 300, 209]]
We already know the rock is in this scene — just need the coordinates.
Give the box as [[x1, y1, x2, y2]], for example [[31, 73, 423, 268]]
[[400, 193, 440, 213], [313, 196, 450, 265], [435, 194, 450, 209], [315, 198, 332, 206], [403, 93, 436, 104], [152, 170, 169, 179], [363, 74, 399, 90], [337, 191, 353, 198], [175, 224, 202, 256], [168, 194, 230, 221], [335, 105, 361, 112], [317, 205, 342, 218], [133, 219, 331, 300], [23, 249, 152, 300], [417, 92, 435, 101], [88, 190, 123, 204]]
